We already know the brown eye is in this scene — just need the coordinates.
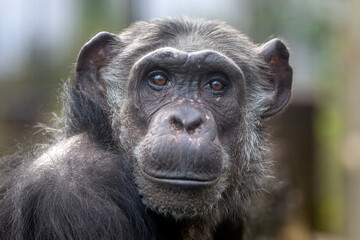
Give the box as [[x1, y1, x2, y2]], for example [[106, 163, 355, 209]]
[[204, 73, 228, 95], [209, 80, 224, 91], [149, 74, 167, 86]]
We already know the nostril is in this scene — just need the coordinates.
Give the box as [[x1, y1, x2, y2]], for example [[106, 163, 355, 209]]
[[170, 116, 184, 131], [168, 107, 204, 134], [186, 119, 202, 134]]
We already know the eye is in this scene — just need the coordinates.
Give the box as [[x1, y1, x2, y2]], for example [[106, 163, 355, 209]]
[[147, 71, 169, 90], [149, 74, 167, 86], [209, 80, 225, 91], [205, 76, 228, 93]]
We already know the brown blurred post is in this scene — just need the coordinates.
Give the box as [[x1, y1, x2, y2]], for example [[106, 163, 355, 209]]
[[344, 0, 360, 239]]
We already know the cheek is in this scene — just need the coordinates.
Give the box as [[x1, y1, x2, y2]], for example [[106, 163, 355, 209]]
[[114, 104, 147, 152], [209, 99, 242, 137], [201, 89, 243, 130], [137, 84, 173, 117]]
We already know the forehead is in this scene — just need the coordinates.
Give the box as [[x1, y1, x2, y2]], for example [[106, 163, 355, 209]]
[[121, 19, 249, 62], [131, 47, 244, 80]]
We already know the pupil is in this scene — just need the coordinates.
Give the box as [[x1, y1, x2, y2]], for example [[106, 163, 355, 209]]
[[212, 81, 222, 89], [152, 74, 166, 85]]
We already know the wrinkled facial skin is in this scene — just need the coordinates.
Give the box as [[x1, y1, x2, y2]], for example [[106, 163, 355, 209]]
[[125, 48, 245, 217]]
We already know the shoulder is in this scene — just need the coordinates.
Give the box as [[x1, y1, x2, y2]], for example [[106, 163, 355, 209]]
[[30, 133, 119, 176], [0, 134, 154, 240]]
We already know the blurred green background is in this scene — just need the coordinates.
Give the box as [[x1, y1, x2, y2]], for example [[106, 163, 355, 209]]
[[0, 0, 359, 239]]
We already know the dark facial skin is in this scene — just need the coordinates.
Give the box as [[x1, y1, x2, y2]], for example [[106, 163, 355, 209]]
[[122, 47, 246, 215], [134, 49, 243, 127]]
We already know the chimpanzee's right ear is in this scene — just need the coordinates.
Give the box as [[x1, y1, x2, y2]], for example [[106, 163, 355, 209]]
[[75, 32, 121, 110]]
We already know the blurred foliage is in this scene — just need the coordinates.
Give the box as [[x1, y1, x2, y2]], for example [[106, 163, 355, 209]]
[[314, 103, 344, 232], [80, 0, 130, 35]]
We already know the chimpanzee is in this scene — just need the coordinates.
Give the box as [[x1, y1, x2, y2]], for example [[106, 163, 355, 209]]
[[0, 18, 292, 240]]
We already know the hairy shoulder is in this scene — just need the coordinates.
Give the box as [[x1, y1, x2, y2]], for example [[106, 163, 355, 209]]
[[30, 134, 117, 176], [0, 134, 154, 240], [3, 133, 128, 200]]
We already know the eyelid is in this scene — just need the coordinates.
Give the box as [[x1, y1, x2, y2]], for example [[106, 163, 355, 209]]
[[206, 72, 228, 83], [147, 68, 171, 80]]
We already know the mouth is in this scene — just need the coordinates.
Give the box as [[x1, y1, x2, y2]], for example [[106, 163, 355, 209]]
[[141, 171, 218, 189]]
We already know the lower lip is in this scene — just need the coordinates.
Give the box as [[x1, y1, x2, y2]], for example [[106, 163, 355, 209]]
[[142, 172, 218, 188]]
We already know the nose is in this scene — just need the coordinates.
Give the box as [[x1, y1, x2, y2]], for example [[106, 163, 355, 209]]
[[169, 106, 203, 134]]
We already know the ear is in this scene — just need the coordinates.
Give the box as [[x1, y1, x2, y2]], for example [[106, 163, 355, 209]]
[[75, 32, 121, 111], [258, 38, 293, 118]]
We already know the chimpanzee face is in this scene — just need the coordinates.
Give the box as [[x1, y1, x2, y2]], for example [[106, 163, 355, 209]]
[[125, 47, 245, 216], [74, 20, 292, 218]]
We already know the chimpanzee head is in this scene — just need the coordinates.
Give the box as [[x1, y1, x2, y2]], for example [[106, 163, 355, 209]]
[[73, 18, 292, 219]]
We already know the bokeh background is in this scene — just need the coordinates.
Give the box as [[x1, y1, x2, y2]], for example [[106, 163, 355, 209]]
[[0, 0, 359, 239]]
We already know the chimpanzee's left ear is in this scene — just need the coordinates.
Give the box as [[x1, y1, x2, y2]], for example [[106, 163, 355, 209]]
[[75, 32, 121, 110], [258, 38, 293, 118]]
